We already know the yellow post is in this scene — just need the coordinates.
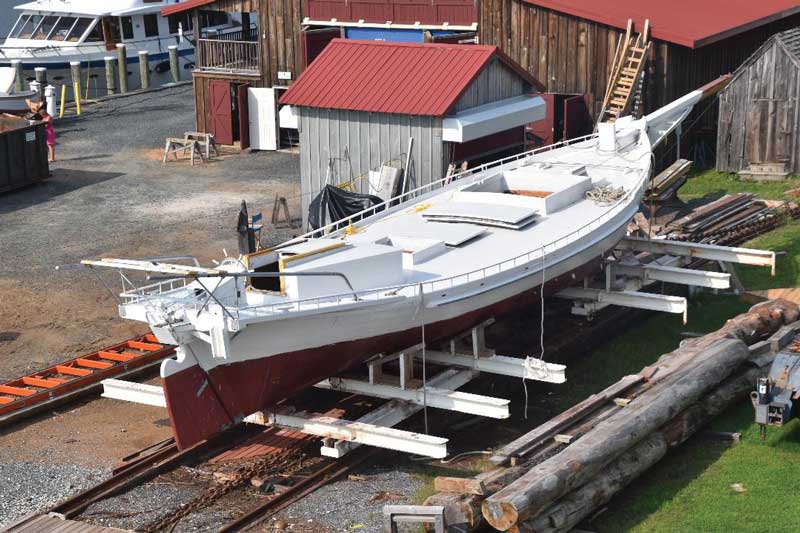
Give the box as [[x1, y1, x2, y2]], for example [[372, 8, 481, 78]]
[[59, 84, 66, 118], [74, 82, 81, 116]]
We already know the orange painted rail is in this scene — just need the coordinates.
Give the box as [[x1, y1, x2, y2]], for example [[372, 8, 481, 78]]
[[0, 334, 175, 418]]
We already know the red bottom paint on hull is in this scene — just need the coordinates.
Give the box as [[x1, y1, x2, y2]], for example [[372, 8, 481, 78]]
[[163, 259, 603, 449]]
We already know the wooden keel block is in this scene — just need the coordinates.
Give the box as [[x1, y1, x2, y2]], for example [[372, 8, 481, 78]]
[[434, 476, 487, 496]]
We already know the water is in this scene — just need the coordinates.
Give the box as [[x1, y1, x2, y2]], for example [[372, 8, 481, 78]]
[[0, 0, 19, 42]]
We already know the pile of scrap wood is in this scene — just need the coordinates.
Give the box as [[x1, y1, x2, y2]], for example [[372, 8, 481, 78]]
[[630, 194, 800, 247], [425, 299, 800, 532], [646, 158, 692, 203]]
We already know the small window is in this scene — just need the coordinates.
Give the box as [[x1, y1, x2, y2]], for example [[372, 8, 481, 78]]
[[167, 14, 183, 35], [32, 16, 59, 39], [14, 14, 42, 39], [201, 10, 229, 28], [143, 14, 159, 37], [120, 16, 134, 40], [50, 17, 77, 41], [82, 19, 103, 42], [7, 14, 27, 38], [67, 18, 93, 42]]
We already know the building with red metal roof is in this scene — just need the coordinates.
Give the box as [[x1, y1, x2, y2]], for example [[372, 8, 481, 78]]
[[280, 39, 548, 227], [520, 0, 800, 49], [280, 39, 543, 116]]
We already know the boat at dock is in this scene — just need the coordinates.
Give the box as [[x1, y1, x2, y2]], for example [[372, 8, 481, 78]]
[[83, 77, 730, 449], [0, 0, 244, 95], [0, 66, 36, 112]]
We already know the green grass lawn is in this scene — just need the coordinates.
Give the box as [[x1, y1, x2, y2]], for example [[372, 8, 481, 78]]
[[588, 169, 800, 532], [679, 169, 798, 202]]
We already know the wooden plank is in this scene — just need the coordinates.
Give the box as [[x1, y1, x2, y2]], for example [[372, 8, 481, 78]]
[[434, 476, 487, 496], [488, 375, 643, 466]]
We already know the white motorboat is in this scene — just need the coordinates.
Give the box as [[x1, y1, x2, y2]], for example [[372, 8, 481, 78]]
[[0, 0, 244, 96], [83, 77, 730, 449], [0, 66, 37, 112]]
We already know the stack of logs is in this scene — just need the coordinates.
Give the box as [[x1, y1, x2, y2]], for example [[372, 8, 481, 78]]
[[425, 299, 800, 532]]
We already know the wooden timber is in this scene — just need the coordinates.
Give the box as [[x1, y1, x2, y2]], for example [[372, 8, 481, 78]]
[[424, 299, 800, 532], [517, 365, 765, 532]]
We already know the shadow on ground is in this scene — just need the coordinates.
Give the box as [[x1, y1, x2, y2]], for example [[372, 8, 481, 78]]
[[0, 169, 123, 214]]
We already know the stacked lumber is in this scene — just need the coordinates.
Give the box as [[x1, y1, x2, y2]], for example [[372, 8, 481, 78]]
[[425, 299, 800, 532], [646, 159, 692, 203]]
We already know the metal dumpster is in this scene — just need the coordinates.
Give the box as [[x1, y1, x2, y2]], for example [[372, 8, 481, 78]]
[[0, 117, 48, 194]]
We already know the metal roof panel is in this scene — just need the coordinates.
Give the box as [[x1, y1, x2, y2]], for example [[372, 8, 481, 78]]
[[522, 0, 800, 48], [280, 39, 543, 116]]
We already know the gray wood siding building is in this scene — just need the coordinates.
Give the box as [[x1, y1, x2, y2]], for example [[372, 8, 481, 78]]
[[283, 42, 544, 228], [717, 28, 800, 176]]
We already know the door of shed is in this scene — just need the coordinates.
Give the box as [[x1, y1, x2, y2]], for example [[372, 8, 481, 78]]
[[210, 80, 233, 145]]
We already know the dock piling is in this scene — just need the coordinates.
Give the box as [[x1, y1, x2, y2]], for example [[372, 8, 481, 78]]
[[116, 44, 128, 94], [70, 62, 82, 115], [168, 46, 180, 83], [11, 60, 24, 93], [104, 56, 116, 96], [138, 51, 150, 90], [33, 67, 47, 90]]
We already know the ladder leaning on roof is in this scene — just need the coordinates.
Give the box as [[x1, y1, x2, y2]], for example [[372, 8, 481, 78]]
[[598, 19, 651, 124]]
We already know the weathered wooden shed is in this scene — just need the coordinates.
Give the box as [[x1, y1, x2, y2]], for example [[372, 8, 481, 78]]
[[717, 28, 800, 179], [279, 39, 545, 227]]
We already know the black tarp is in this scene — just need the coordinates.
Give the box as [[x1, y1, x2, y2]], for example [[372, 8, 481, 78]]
[[308, 185, 385, 230]]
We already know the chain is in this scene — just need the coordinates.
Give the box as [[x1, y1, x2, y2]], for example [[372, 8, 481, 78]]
[[141, 451, 309, 532]]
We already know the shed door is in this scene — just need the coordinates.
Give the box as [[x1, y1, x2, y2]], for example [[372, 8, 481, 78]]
[[248, 88, 279, 150], [746, 98, 792, 164], [209, 80, 233, 145], [237, 83, 250, 150], [776, 98, 795, 164], [563, 95, 592, 141]]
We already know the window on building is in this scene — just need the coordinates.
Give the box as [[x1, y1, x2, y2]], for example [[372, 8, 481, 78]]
[[120, 16, 134, 40], [83, 19, 104, 42], [50, 17, 77, 41], [67, 18, 94, 42], [167, 14, 187, 35], [201, 10, 229, 28], [143, 14, 159, 37]]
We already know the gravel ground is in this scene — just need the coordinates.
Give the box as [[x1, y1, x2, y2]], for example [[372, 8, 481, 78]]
[[1, 83, 302, 278], [271, 465, 425, 533], [0, 461, 106, 527]]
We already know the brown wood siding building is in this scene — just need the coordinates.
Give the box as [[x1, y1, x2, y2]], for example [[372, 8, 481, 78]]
[[479, 0, 800, 122], [187, 0, 304, 137], [717, 29, 800, 175]]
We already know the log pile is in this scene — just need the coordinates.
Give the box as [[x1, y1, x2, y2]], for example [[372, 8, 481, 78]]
[[425, 299, 800, 532]]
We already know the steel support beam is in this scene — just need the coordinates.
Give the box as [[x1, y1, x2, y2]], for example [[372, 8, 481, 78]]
[[613, 263, 730, 289], [422, 351, 566, 384], [246, 410, 448, 459], [557, 287, 687, 322], [316, 374, 510, 419], [101, 379, 167, 408], [617, 236, 776, 275]]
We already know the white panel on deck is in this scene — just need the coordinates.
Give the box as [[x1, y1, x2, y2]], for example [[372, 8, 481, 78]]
[[389, 222, 486, 247], [423, 203, 537, 229]]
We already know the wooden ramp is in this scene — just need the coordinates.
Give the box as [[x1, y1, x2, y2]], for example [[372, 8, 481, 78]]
[[598, 19, 651, 123]]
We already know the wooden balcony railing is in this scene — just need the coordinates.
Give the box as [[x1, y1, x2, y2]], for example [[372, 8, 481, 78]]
[[197, 38, 260, 74], [201, 25, 258, 42]]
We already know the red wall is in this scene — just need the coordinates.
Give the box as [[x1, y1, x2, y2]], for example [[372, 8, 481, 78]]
[[305, 0, 477, 26]]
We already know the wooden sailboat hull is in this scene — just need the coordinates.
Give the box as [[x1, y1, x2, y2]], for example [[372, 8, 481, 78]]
[[161, 227, 625, 449]]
